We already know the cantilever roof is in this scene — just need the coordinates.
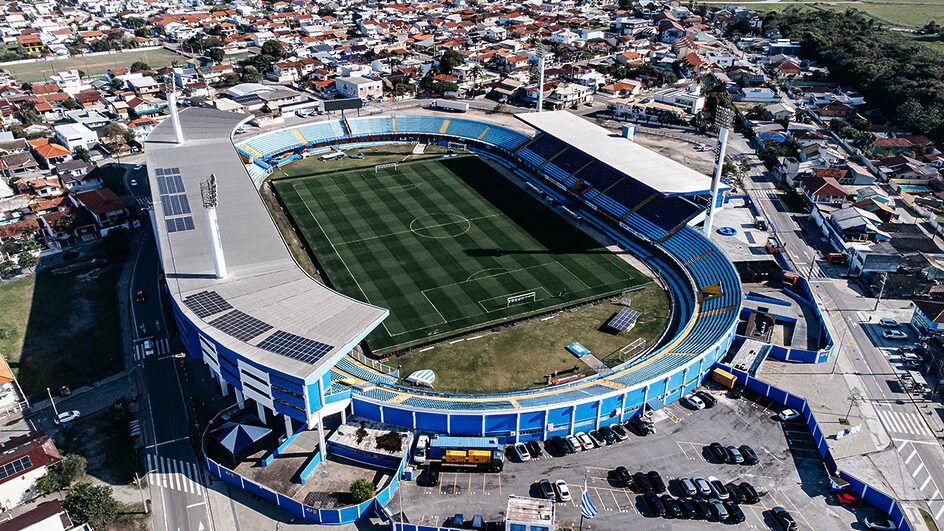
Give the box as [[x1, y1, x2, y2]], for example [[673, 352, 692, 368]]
[[145, 108, 388, 380], [514, 111, 713, 195]]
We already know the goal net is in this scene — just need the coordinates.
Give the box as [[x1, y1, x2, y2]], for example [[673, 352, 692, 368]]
[[506, 291, 536, 307], [375, 162, 397, 172], [447, 142, 467, 151]]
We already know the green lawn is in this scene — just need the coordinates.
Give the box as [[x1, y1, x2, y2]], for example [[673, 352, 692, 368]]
[[273, 143, 449, 179], [0, 267, 122, 396], [721, 2, 944, 31], [394, 287, 669, 394], [275, 155, 649, 354], [0, 48, 188, 83]]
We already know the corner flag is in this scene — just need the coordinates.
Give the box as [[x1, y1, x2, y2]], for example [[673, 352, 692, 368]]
[[580, 481, 598, 519]]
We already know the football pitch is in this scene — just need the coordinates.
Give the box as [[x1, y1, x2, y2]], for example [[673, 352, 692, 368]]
[[275, 155, 648, 353]]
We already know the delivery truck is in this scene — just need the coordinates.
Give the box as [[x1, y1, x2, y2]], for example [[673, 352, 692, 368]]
[[429, 436, 504, 472]]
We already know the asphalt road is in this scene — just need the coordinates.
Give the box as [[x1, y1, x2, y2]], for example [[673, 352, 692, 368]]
[[128, 167, 214, 531]]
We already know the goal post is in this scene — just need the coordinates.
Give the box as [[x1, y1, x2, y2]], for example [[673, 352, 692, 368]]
[[506, 291, 536, 307], [375, 162, 397, 172], [447, 142, 468, 151]]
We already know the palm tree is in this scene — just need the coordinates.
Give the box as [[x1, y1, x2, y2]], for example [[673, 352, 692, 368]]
[[469, 65, 483, 93]]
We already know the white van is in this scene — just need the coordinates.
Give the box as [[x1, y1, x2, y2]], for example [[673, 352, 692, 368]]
[[413, 435, 429, 464]]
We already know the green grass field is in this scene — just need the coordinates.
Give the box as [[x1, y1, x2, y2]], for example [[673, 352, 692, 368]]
[[275, 155, 649, 353], [0, 48, 188, 83], [720, 2, 944, 31]]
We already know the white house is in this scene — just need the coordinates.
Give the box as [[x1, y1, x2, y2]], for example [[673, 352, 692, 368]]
[[653, 84, 705, 113], [551, 29, 579, 45], [53, 123, 97, 152], [485, 26, 507, 41], [0, 432, 61, 511], [49, 69, 82, 95], [335, 76, 382, 100]]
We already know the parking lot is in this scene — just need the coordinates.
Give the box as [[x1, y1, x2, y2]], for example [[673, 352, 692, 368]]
[[396, 384, 889, 529]]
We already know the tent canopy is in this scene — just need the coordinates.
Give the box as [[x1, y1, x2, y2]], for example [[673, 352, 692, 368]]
[[215, 423, 272, 454], [405, 369, 435, 387]]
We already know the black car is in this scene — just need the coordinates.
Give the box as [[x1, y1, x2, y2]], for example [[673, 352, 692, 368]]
[[725, 501, 746, 523], [661, 495, 682, 518], [538, 479, 555, 500], [729, 385, 744, 399], [772, 506, 798, 531], [726, 483, 746, 504], [549, 436, 566, 455], [526, 440, 542, 459], [628, 416, 652, 436], [691, 497, 711, 520], [633, 472, 651, 492], [644, 491, 664, 517], [647, 471, 666, 493], [677, 497, 696, 519], [599, 426, 617, 444], [739, 482, 760, 503], [615, 466, 632, 488], [677, 476, 697, 497], [708, 442, 728, 463], [708, 499, 728, 522], [425, 466, 440, 486], [695, 390, 717, 408], [739, 444, 758, 465], [709, 478, 729, 500]]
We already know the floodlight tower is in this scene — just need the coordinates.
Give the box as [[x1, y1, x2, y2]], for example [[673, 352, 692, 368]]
[[703, 107, 733, 236], [201, 174, 228, 279], [165, 77, 185, 144], [536, 46, 545, 113]]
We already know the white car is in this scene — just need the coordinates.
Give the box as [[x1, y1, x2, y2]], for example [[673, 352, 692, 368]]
[[778, 408, 801, 421], [412, 435, 429, 464], [864, 516, 897, 530], [682, 394, 705, 410], [575, 431, 595, 450], [143, 340, 155, 357], [554, 480, 571, 502], [512, 442, 530, 462], [565, 435, 581, 452], [879, 318, 899, 327], [130, 179, 138, 186], [56, 410, 80, 425], [133, 164, 143, 171], [883, 330, 907, 340]]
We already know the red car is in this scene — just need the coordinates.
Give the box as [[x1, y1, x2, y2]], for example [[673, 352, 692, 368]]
[[835, 492, 860, 506], [136, 290, 145, 302]]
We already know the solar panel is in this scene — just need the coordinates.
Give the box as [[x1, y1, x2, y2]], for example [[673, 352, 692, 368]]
[[0, 456, 31, 480], [256, 330, 333, 365], [608, 307, 641, 332], [161, 194, 192, 216], [165, 216, 194, 233], [209, 310, 273, 342], [183, 290, 232, 318]]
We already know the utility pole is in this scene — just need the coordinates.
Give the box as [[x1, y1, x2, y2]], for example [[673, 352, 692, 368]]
[[873, 271, 888, 312], [46, 387, 60, 418], [134, 472, 149, 514]]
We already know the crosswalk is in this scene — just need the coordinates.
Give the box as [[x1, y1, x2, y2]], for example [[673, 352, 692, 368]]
[[134, 196, 153, 209], [134, 337, 169, 361], [147, 453, 204, 495], [875, 404, 932, 436]]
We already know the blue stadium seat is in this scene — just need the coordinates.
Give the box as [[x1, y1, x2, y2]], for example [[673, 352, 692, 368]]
[[347, 116, 395, 136], [355, 387, 398, 401], [394, 115, 446, 134], [334, 358, 397, 386], [445, 118, 490, 139], [401, 396, 515, 411]]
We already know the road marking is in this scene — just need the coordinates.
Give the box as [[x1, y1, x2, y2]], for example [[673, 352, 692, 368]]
[[893, 438, 940, 446], [677, 441, 693, 460], [146, 436, 191, 449], [913, 463, 926, 478], [780, 489, 814, 531], [936, 504, 944, 520], [160, 456, 168, 488], [187, 502, 206, 509], [906, 449, 918, 465], [922, 476, 932, 490]]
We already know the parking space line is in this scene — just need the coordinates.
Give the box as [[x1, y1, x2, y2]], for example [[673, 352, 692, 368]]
[[921, 475, 932, 490], [913, 462, 926, 478], [482, 474, 487, 495], [594, 487, 607, 511], [936, 503, 944, 520], [468, 473, 471, 493], [746, 505, 766, 527], [677, 441, 693, 460], [497, 473, 501, 495], [780, 489, 814, 530], [624, 490, 638, 514], [610, 489, 620, 510]]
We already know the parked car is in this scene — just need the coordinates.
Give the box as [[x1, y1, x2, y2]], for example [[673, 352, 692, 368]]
[[615, 466, 632, 488], [647, 471, 665, 493], [470, 515, 485, 531], [708, 476, 729, 500], [56, 410, 80, 425], [695, 390, 717, 408], [633, 472, 652, 493], [726, 483, 746, 504], [835, 492, 859, 505], [575, 432, 594, 450], [526, 440, 542, 459], [863, 515, 897, 530], [883, 330, 907, 340], [538, 479, 555, 500], [610, 424, 629, 441], [133, 164, 144, 171], [739, 444, 759, 465], [643, 491, 664, 517], [677, 476, 697, 496], [598, 426, 617, 444], [879, 318, 899, 327], [548, 436, 566, 455], [778, 408, 801, 421], [413, 435, 429, 464], [662, 495, 681, 518], [708, 499, 729, 521], [677, 497, 695, 519], [708, 442, 728, 462], [628, 415, 653, 435], [739, 482, 760, 503], [725, 501, 746, 523], [725, 445, 744, 464], [130, 179, 138, 186], [554, 480, 571, 502], [512, 442, 530, 462], [729, 385, 744, 399], [588, 430, 605, 447], [772, 506, 798, 530], [682, 394, 706, 410], [452, 514, 464, 528], [693, 476, 713, 497], [564, 435, 579, 454], [425, 466, 440, 486], [691, 496, 711, 519]]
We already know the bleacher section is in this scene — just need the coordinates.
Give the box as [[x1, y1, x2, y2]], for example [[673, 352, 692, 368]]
[[347, 116, 395, 136], [296, 121, 347, 144], [334, 357, 397, 386], [445, 118, 489, 140], [401, 396, 515, 411], [241, 129, 305, 159]]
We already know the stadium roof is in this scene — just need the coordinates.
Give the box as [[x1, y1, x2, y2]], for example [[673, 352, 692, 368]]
[[515, 111, 713, 195], [145, 108, 388, 380]]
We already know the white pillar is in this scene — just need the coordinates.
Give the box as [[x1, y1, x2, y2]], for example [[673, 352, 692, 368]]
[[316, 410, 326, 454], [379, 406, 385, 424], [682, 367, 690, 389], [411, 410, 416, 430], [703, 126, 729, 236], [642, 385, 650, 413], [340, 405, 347, 425], [594, 400, 601, 430], [542, 410, 548, 439], [481, 416, 486, 437], [168, 91, 185, 144], [219, 376, 228, 397], [515, 412, 521, 443], [619, 393, 627, 422], [235, 388, 245, 409], [447, 414, 451, 434], [204, 206, 227, 279], [284, 414, 293, 438], [537, 55, 545, 113], [663, 377, 671, 400], [568, 406, 575, 436], [257, 401, 266, 421]]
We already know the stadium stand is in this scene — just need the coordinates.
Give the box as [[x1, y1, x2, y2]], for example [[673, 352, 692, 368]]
[[347, 116, 395, 136], [401, 396, 516, 411], [334, 357, 397, 386]]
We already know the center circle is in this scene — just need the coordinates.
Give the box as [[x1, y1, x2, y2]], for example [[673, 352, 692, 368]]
[[410, 213, 472, 239]]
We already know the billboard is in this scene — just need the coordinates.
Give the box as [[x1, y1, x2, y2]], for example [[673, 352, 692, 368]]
[[323, 98, 363, 112]]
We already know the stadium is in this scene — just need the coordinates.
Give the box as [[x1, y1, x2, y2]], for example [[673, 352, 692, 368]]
[[144, 106, 741, 523]]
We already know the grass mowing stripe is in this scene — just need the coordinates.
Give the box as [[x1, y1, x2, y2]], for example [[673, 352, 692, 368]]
[[275, 156, 647, 353]]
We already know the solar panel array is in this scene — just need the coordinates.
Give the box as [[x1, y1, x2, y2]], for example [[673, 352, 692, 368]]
[[0, 456, 31, 481], [156, 167, 195, 233], [257, 330, 333, 364], [608, 307, 641, 332], [209, 310, 273, 342], [183, 290, 232, 318]]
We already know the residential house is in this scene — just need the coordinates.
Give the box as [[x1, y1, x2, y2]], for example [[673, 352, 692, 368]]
[[18, 177, 64, 198], [53, 123, 97, 153], [0, 152, 38, 178], [55, 160, 97, 192], [0, 499, 74, 531], [798, 174, 850, 205], [127, 97, 165, 117], [653, 84, 705, 114], [335, 77, 382, 100], [828, 206, 889, 242], [872, 136, 916, 156], [126, 117, 159, 142], [27, 139, 71, 169], [126, 76, 160, 95], [0, 432, 62, 510], [70, 188, 130, 236], [74, 90, 104, 111]]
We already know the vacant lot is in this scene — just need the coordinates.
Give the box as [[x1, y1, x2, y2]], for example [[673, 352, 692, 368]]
[[275, 155, 649, 353], [0, 48, 188, 83], [0, 266, 122, 396], [720, 2, 944, 31]]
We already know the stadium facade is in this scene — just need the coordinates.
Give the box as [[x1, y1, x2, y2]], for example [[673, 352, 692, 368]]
[[145, 108, 741, 522]]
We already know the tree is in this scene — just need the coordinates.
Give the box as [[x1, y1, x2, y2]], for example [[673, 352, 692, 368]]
[[101, 227, 131, 259], [208, 47, 225, 64], [58, 454, 87, 485], [746, 104, 768, 120], [101, 122, 125, 146], [439, 48, 462, 74], [17, 253, 38, 270], [20, 82, 31, 92], [843, 387, 863, 422], [239, 65, 261, 83], [129, 60, 149, 72], [73, 147, 91, 163], [63, 482, 119, 530], [35, 472, 61, 494], [62, 98, 79, 110], [739, 159, 752, 177], [0, 260, 15, 275], [260, 40, 286, 61], [349, 479, 375, 503]]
